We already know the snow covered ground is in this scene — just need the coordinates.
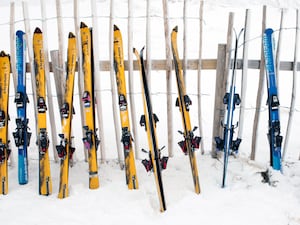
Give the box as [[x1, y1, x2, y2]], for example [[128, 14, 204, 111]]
[[0, 0, 300, 224]]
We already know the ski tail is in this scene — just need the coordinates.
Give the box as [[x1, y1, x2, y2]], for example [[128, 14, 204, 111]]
[[171, 26, 201, 194], [134, 47, 166, 212]]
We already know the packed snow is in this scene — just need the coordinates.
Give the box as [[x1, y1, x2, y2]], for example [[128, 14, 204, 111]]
[[0, 0, 300, 225]]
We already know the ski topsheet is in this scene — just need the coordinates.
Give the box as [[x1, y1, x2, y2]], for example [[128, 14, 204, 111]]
[[215, 29, 243, 188], [56, 32, 77, 198], [33, 27, 52, 195], [113, 25, 138, 189], [80, 22, 100, 189], [13, 30, 31, 185], [0, 51, 11, 195], [134, 47, 167, 212], [263, 28, 282, 170], [171, 26, 201, 194]]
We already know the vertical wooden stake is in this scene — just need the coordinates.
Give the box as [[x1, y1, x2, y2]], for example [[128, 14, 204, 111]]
[[73, 0, 87, 161], [211, 44, 226, 157], [91, 0, 106, 163], [22, 1, 38, 133], [55, 0, 65, 108], [110, 0, 123, 168], [250, 5, 267, 161], [183, 0, 188, 83], [211, 13, 234, 157], [276, 9, 284, 90], [41, 0, 59, 162], [162, 0, 173, 157], [283, 9, 299, 161], [10, 2, 17, 90], [237, 9, 251, 144], [9, 2, 16, 166], [197, 1, 204, 154], [128, 0, 140, 159], [146, 0, 152, 91]]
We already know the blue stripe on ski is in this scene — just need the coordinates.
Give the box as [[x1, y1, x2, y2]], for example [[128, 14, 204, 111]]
[[263, 28, 282, 171]]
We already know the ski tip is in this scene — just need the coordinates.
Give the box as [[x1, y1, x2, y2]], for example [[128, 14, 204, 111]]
[[68, 32, 75, 38], [114, 24, 119, 31], [0, 51, 8, 57], [172, 26, 178, 33], [16, 30, 25, 37], [140, 46, 145, 56], [34, 27, 42, 34], [265, 28, 274, 35], [80, 22, 88, 28], [133, 47, 136, 53]]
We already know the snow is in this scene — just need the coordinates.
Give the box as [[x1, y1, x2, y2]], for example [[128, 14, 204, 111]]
[[1, 0, 300, 225]]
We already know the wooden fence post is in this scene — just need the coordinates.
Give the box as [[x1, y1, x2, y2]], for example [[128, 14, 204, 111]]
[[9, 2, 16, 166], [211, 44, 226, 157], [22, 1, 38, 134], [250, 5, 267, 160], [146, 0, 152, 90], [91, 0, 106, 163], [211, 12, 234, 157], [162, 0, 173, 157], [41, 0, 59, 162], [109, 0, 123, 168], [128, 0, 140, 159], [197, 0, 204, 154], [73, 0, 87, 161], [237, 9, 251, 146], [283, 9, 299, 161]]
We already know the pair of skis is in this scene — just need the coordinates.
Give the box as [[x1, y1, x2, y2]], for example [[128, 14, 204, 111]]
[[56, 22, 101, 198], [215, 28, 282, 188], [215, 29, 243, 188], [55, 32, 77, 198], [13, 31, 31, 186], [263, 28, 282, 171], [133, 26, 202, 212]]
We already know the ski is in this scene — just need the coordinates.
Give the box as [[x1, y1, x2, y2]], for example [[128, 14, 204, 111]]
[[113, 25, 138, 189], [0, 51, 11, 195], [263, 28, 283, 171], [33, 27, 52, 195], [214, 29, 243, 188], [13, 30, 32, 185], [80, 22, 100, 189], [171, 26, 201, 194], [56, 32, 77, 198], [134, 47, 167, 212]]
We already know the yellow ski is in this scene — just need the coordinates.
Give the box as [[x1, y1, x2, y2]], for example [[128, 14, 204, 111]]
[[171, 26, 201, 194], [80, 22, 100, 189], [0, 51, 11, 195], [56, 32, 77, 198], [33, 27, 52, 196], [113, 25, 138, 189]]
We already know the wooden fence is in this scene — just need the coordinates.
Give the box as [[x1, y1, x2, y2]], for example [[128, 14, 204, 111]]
[[6, 1, 300, 166]]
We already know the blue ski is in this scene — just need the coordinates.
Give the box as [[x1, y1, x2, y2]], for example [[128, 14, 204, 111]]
[[263, 28, 282, 171], [13, 30, 32, 184], [215, 29, 243, 188]]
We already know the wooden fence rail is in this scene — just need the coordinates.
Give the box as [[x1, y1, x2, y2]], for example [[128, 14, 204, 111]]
[[20, 59, 300, 72]]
